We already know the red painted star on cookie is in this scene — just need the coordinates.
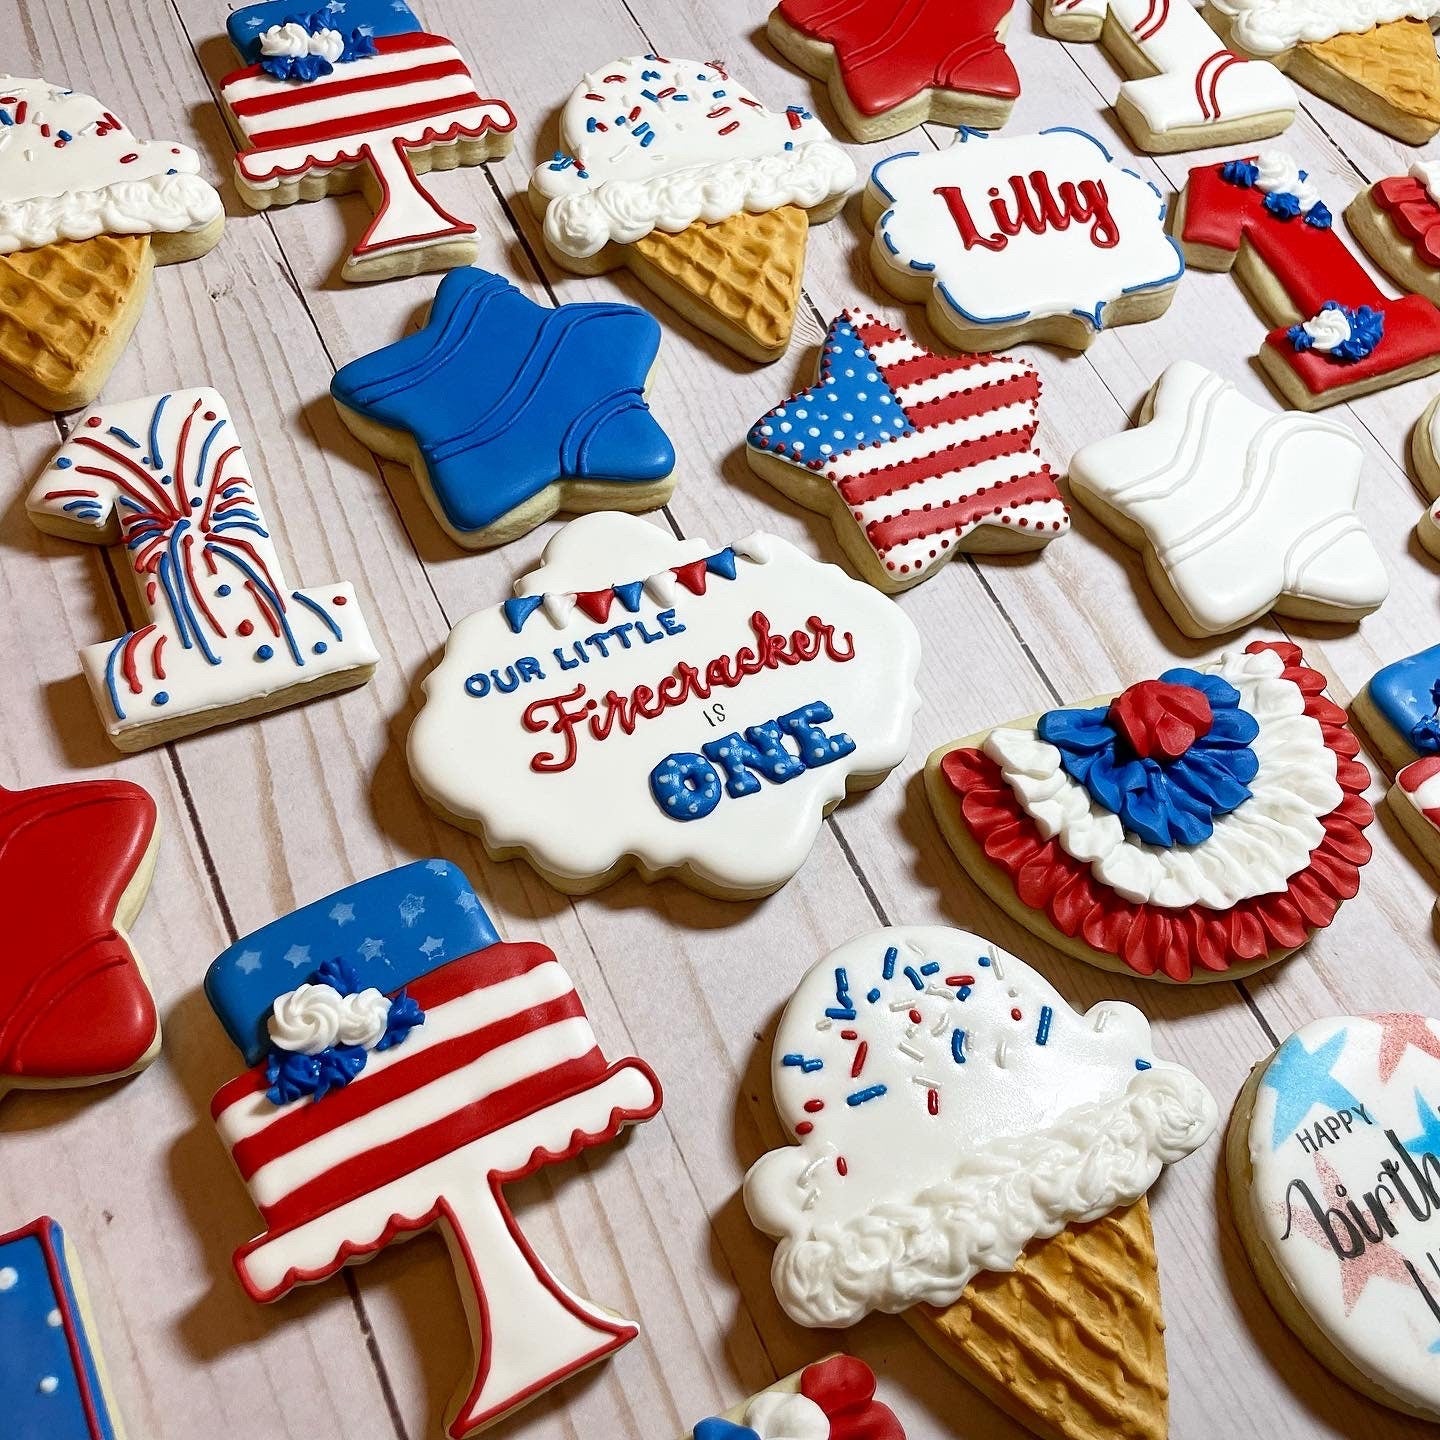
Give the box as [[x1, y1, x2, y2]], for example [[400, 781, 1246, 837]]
[[1370, 1011, 1440, 1082]]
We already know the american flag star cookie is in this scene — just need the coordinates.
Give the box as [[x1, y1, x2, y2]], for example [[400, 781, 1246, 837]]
[[747, 309, 1068, 592]]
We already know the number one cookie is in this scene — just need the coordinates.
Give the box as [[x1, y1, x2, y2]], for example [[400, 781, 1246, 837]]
[[27, 388, 379, 751]]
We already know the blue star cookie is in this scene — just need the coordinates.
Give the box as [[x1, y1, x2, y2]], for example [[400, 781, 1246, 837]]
[[331, 268, 676, 548]]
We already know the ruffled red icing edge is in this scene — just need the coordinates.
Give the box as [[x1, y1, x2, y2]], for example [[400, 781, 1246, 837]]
[[937, 642, 1373, 982]]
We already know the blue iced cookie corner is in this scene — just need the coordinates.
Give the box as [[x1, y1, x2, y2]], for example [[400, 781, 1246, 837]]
[[226, 0, 422, 61], [1366, 644, 1440, 760]]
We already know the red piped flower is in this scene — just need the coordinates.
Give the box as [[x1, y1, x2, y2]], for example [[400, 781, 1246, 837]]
[[801, 1355, 905, 1439], [1107, 678, 1212, 760]]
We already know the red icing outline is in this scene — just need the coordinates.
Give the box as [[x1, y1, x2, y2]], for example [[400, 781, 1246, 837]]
[[0, 779, 158, 1086], [1371, 174, 1440, 268], [936, 641, 1373, 982], [801, 1354, 906, 1438], [777, 0, 1020, 116], [1181, 159, 1440, 396]]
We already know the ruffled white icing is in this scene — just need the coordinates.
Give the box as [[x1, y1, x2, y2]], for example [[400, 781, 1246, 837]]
[[1299, 307, 1351, 351], [260, 22, 347, 62], [0, 173, 221, 251], [744, 1391, 830, 1440], [984, 647, 1341, 908], [748, 1067, 1216, 1326], [1210, 0, 1440, 54], [268, 982, 391, 1054]]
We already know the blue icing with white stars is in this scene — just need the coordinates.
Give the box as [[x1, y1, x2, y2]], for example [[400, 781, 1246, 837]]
[[746, 315, 912, 465], [1367, 644, 1440, 757], [226, 0, 421, 61], [205, 859, 499, 1065], [0, 1219, 118, 1440]]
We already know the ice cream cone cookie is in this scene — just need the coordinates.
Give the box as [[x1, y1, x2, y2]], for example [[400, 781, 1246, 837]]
[[1068, 362, 1388, 636], [1227, 1015, 1440, 1421], [1043, 0, 1296, 152], [332, 269, 676, 549], [0, 77, 223, 411], [766, 0, 1020, 141], [744, 927, 1216, 1440], [686, 1356, 903, 1439], [0, 777, 159, 1102], [746, 309, 1068, 592], [864, 128, 1183, 354], [0, 1219, 130, 1438], [1176, 152, 1440, 410], [925, 642, 1375, 983], [27, 388, 379, 751], [406, 512, 921, 899], [219, 0, 515, 283], [205, 860, 662, 1438], [1411, 390, 1440, 562], [1205, 0, 1440, 141], [1346, 162, 1440, 309], [530, 55, 855, 363]]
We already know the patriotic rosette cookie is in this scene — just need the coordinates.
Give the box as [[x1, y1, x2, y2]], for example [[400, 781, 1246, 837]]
[[926, 642, 1374, 982], [687, 1356, 903, 1439]]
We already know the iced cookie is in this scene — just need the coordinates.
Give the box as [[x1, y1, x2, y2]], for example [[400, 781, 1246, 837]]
[[1354, 646, 1440, 775], [0, 1218, 128, 1437], [332, 268, 676, 549], [1175, 152, 1440, 410], [864, 128, 1183, 353], [1043, 0, 1296, 152], [1346, 162, 1440, 309], [745, 927, 1216, 1440], [407, 512, 921, 899], [746, 309, 1068, 592], [1411, 390, 1440, 562], [219, 0, 515, 283], [0, 777, 159, 1102], [926, 642, 1375, 983], [1205, 0, 1440, 141], [767, 0, 1019, 140], [0, 76, 223, 411], [1227, 1014, 1440, 1421], [1390, 756, 1440, 892], [206, 859, 662, 1438], [687, 1356, 902, 1439], [530, 56, 855, 362], [1068, 361, 1388, 637], [28, 388, 379, 751]]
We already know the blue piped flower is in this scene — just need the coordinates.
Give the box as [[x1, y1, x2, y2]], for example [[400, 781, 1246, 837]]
[[315, 955, 363, 994], [378, 991, 425, 1050], [1220, 158, 1259, 188], [1287, 301, 1383, 361], [693, 1420, 759, 1440]]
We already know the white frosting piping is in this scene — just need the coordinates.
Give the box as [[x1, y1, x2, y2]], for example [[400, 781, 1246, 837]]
[[268, 983, 393, 1055], [1209, 0, 1440, 54]]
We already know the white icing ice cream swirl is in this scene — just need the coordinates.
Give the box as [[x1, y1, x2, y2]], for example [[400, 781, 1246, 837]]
[[1209, 0, 1440, 54]]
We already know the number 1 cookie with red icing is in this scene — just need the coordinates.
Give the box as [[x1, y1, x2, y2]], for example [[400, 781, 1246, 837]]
[[767, 0, 1020, 141]]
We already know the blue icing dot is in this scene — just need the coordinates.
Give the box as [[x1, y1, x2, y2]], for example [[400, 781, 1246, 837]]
[[256, 645, 274, 661], [153, 692, 169, 706], [216, 584, 232, 597], [313, 641, 328, 654], [54, 457, 72, 470]]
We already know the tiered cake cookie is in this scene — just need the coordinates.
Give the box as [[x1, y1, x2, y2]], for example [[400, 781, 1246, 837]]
[[686, 1356, 903, 1438], [0, 777, 159, 1102], [205, 859, 662, 1438], [1411, 391, 1440, 560], [530, 56, 855, 362], [219, 0, 515, 281], [1354, 644, 1440, 774], [407, 512, 921, 898], [926, 643, 1374, 982], [0, 76, 222, 409], [1347, 161, 1440, 307], [745, 927, 1217, 1440]]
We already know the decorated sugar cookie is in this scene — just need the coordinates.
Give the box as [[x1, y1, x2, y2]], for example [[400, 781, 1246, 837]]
[[746, 309, 1068, 592], [0, 77, 223, 411], [1043, 0, 1296, 151], [0, 1218, 128, 1437], [28, 388, 379, 751], [1355, 645, 1440, 775], [687, 1356, 903, 1439], [206, 860, 662, 1438], [1176, 152, 1440, 410], [926, 642, 1375, 983], [407, 512, 921, 899], [1411, 390, 1440, 563], [530, 55, 855, 362], [1389, 756, 1440, 894], [219, 0, 515, 282], [1228, 1015, 1440, 1420], [1205, 0, 1440, 141], [332, 268, 676, 549], [1068, 361, 1388, 636], [767, 0, 1020, 140], [745, 927, 1216, 1440], [1347, 162, 1440, 309], [0, 776, 159, 1102], [864, 128, 1183, 353]]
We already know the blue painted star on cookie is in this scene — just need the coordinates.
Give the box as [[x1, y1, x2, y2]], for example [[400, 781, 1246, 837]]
[[1262, 1028, 1362, 1149], [331, 268, 676, 547]]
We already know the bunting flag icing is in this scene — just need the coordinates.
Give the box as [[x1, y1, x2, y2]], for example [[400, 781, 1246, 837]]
[[0, 1219, 125, 1439], [27, 388, 379, 751], [407, 512, 921, 899], [207, 860, 662, 1438], [219, 0, 516, 281], [927, 642, 1374, 983], [331, 268, 676, 549], [746, 309, 1068, 592]]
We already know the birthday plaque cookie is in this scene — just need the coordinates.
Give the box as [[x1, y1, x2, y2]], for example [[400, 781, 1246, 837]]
[[407, 512, 921, 898], [1228, 1014, 1440, 1421]]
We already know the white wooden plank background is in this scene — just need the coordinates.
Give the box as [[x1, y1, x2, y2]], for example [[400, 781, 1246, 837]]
[[4, 1, 1440, 1436]]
